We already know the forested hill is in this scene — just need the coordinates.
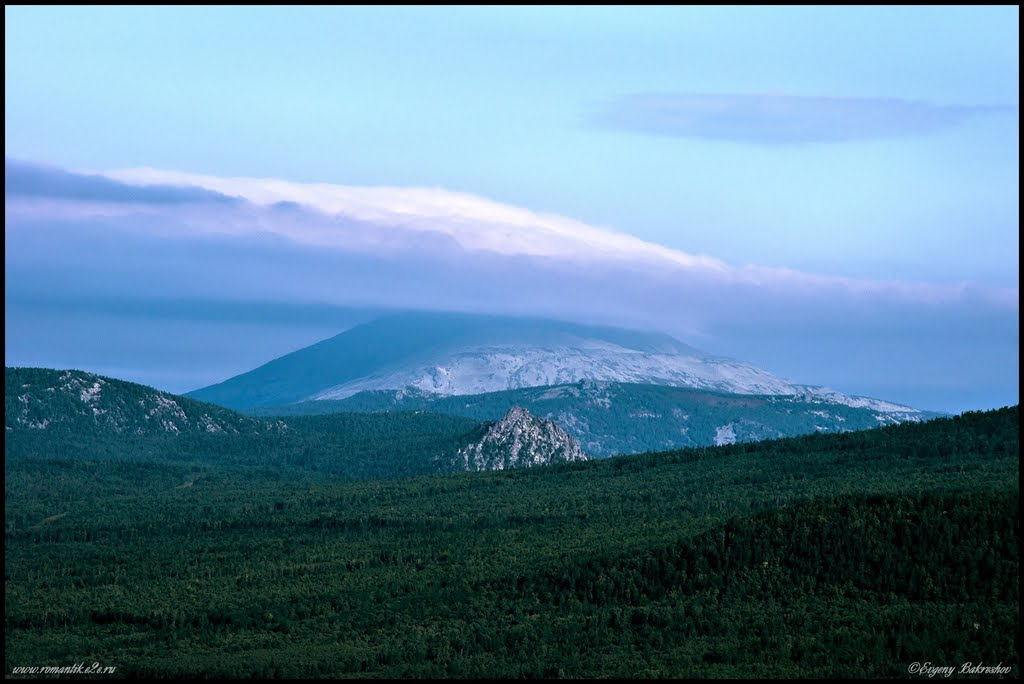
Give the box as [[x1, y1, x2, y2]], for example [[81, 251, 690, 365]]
[[6, 367, 283, 437], [4, 405, 1017, 678], [5, 367, 483, 479], [6, 368, 590, 479]]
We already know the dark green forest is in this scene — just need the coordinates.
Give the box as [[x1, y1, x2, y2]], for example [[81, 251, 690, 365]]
[[4, 405, 1019, 678], [6, 367, 483, 480], [6, 410, 480, 480]]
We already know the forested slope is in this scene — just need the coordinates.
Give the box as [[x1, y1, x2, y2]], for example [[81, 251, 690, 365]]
[[4, 406, 1018, 678], [6, 367, 482, 480]]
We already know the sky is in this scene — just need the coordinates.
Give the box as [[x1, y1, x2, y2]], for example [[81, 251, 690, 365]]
[[4, 6, 1019, 413]]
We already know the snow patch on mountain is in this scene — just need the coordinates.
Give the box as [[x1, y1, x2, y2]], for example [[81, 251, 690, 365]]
[[798, 387, 919, 414], [147, 394, 189, 430], [714, 424, 737, 446], [80, 380, 104, 403]]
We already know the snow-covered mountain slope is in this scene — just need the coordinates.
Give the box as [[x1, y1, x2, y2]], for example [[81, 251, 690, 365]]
[[189, 310, 879, 410], [186, 309, 937, 446], [446, 406, 589, 471], [310, 341, 800, 400], [790, 387, 922, 414]]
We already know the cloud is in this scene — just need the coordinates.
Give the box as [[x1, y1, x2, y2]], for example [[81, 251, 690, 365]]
[[98, 166, 728, 271], [5, 161, 1017, 310], [5, 160, 1018, 412], [595, 92, 1014, 143], [70, 165, 1009, 308], [4, 159, 238, 205]]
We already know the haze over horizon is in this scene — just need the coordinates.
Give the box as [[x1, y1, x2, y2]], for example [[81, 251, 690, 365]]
[[4, 6, 1019, 414]]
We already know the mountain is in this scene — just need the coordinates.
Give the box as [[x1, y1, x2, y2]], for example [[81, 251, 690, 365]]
[[187, 311, 940, 455], [187, 311, 930, 425], [5, 367, 589, 477], [186, 311, 814, 409], [5, 367, 476, 478], [249, 381, 943, 458], [447, 406, 589, 471], [6, 366, 284, 437]]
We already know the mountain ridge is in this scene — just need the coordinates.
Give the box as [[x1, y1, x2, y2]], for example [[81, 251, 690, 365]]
[[186, 311, 719, 408], [186, 311, 923, 416], [247, 381, 943, 457], [5, 367, 586, 477], [6, 366, 285, 437]]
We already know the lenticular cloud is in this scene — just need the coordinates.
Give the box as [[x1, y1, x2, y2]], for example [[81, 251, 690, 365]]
[[101, 167, 726, 270], [88, 166, 1015, 308]]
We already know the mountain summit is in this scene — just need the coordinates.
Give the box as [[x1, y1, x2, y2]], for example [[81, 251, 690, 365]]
[[186, 311, 813, 409], [450, 406, 588, 471]]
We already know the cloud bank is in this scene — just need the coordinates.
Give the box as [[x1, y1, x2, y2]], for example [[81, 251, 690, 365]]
[[4, 159, 238, 205], [4, 160, 1018, 412], [595, 92, 1014, 143], [6, 160, 1011, 307], [97, 165, 727, 271]]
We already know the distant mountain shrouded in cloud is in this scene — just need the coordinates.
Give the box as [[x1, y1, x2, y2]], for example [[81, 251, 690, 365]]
[[594, 93, 1016, 144], [4, 159, 1018, 413]]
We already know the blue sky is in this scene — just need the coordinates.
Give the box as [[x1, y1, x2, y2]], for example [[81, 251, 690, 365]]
[[4, 6, 1019, 412]]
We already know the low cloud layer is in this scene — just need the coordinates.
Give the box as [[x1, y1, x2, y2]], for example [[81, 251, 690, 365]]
[[595, 92, 1013, 143], [5, 159, 238, 205], [4, 160, 1018, 412], [16, 161, 1005, 308], [98, 166, 728, 271]]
